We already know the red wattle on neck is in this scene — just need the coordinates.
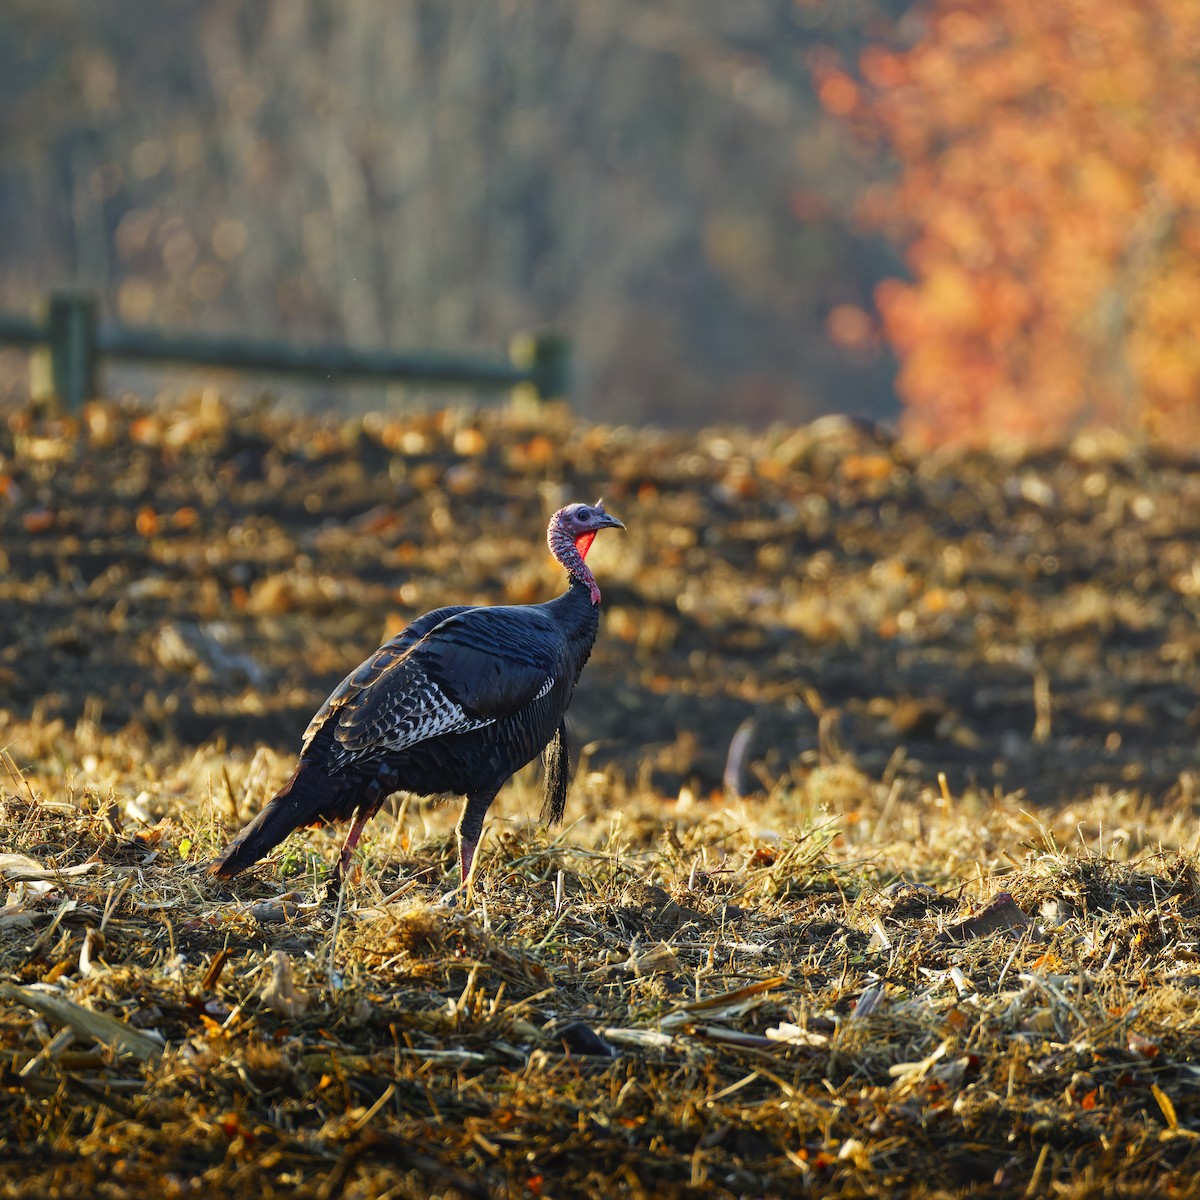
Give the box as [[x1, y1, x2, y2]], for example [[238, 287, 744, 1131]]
[[574, 531, 597, 559]]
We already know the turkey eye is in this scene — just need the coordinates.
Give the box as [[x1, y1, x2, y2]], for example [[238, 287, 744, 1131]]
[[575, 506, 592, 520]]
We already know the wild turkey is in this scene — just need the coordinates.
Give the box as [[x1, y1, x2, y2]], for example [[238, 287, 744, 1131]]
[[209, 500, 623, 888]]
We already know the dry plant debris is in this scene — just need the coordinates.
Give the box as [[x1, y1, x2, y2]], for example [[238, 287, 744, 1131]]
[[2, 395, 1200, 1196]]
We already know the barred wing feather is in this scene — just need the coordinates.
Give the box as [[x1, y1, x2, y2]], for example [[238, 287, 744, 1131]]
[[300, 605, 472, 753], [316, 606, 561, 761]]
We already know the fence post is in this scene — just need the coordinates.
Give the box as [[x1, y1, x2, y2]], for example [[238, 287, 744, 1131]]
[[511, 332, 571, 405], [531, 333, 571, 403], [47, 292, 98, 410]]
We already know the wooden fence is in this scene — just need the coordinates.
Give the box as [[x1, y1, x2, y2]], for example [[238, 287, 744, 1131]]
[[0, 292, 570, 409]]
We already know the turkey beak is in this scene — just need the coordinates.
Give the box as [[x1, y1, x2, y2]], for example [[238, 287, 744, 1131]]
[[597, 513, 625, 531]]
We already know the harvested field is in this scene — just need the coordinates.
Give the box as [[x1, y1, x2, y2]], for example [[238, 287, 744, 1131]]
[[3, 395, 1200, 1197]]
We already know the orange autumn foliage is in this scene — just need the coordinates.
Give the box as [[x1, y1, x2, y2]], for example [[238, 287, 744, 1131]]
[[821, 1, 1200, 448]]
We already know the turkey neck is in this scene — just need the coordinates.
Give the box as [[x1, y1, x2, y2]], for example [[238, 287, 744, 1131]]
[[545, 578, 603, 663], [548, 524, 603, 604]]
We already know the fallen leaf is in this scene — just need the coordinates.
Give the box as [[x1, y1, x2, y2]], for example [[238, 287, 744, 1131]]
[[1128, 1030, 1159, 1058], [1153, 1083, 1178, 1130], [939, 893, 1033, 943]]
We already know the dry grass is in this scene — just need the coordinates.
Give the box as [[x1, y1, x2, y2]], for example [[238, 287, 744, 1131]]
[[5, 714, 1200, 1199]]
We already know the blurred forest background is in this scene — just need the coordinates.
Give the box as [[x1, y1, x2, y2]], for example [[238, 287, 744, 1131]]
[[1, 0, 1197, 443]]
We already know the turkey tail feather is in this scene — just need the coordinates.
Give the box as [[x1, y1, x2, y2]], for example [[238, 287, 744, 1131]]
[[208, 761, 344, 878], [541, 719, 570, 825]]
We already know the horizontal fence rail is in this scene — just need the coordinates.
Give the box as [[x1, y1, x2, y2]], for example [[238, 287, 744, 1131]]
[[0, 313, 46, 347], [0, 292, 570, 410]]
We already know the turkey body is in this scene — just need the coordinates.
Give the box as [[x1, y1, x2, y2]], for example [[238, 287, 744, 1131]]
[[209, 501, 621, 886]]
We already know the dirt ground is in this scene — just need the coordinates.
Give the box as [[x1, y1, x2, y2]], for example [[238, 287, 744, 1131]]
[[3, 393, 1199, 805], [4, 394, 1200, 1198]]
